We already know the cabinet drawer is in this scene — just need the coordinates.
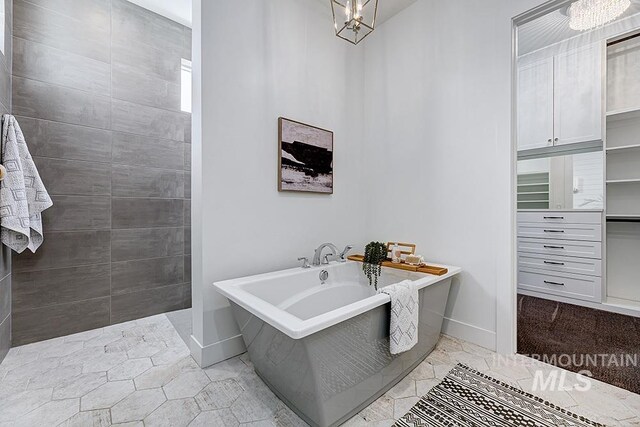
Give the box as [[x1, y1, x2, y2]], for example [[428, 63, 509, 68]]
[[517, 238, 601, 259], [518, 269, 601, 302], [517, 223, 601, 241], [518, 253, 601, 277], [518, 211, 602, 225]]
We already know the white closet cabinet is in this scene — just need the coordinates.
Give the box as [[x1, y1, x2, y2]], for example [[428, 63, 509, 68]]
[[517, 58, 554, 151], [517, 43, 603, 152]]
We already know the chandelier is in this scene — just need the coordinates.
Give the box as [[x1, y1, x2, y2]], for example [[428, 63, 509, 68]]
[[568, 0, 631, 31], [330, 0, 378, 45]]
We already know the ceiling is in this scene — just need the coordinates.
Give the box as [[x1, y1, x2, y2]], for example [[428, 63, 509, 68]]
[[519, 0, 640, 55], [126, 0, 192, 27], [126, 0, 417, 31], [313, 0, 419, 25]]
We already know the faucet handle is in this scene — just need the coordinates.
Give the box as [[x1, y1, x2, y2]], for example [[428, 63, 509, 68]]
[[338, 245, 354, 262], [322, 253, 334, 265], [297, 257, 311, 269]]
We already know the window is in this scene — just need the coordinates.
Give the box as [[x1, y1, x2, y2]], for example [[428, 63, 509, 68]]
[[181, 59, 192, 113]]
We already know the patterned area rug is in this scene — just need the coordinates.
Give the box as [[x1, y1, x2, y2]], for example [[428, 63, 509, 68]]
[[395, 364, 603, 427]]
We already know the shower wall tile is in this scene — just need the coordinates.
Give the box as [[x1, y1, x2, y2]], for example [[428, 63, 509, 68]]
[[43, 195, 111, 231], [184, 143, 191, 171], [111, 283, 189, 324], [111, 256, 184, 295], [13, 231, 111, 273], [12, 297, 110, 345], [13, 264, 110, 311], [111, 165, 185, 198], [0, 244, 12, 281], [13, 77, 111, 129], [0, 275, 10, 323], [17, 116, 112, 163], [24, 0, 111, 30], [11, 0, 192, 346], [112, 198, 183, 229], [13, 0, 110, 63], [112, 63, 181, 112], [182, 27, 192, 61], [184, 228, 191, 255], [111, 99, 185, 141], [34, 157, 111, 196], [184, 202, 191, 227], [184, 173, 191, 199], [184, 256, 191, 284], [111, 227, 184, 262], [111, 39, 181, 84], [112, 132, 184, 170], [111, 0, 183, 54], [0, 316, 10, 362], [13, 37, 111, 95]]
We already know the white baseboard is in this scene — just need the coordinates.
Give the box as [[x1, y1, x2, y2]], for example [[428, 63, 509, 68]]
[[441, 317, 496, 351], [189, 334, 246, 368]]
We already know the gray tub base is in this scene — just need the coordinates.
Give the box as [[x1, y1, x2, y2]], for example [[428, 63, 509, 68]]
[[230, 277, 452, 427]]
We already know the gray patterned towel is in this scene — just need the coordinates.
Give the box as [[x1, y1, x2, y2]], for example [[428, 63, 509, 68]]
[[378, 280, 419, 354], [0, 115, 53, 253]]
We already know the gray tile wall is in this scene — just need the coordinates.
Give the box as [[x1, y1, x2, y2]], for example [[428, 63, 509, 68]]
[[0, 0, 13, 363], [11, 0, 191, 346]]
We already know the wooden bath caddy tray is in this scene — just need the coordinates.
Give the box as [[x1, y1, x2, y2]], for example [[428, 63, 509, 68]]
[[347, 255, 449, 276]]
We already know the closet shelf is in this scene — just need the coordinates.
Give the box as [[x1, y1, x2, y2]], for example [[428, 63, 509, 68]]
[[606, 143, 640, 152], [607, 107, 640, 122], [606, 179, 640, 184]]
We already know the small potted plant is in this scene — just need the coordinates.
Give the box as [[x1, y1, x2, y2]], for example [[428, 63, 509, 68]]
[[362, 241, 387, 290]]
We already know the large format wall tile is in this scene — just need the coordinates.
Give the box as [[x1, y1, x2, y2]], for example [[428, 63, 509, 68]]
[[184, 173, 191, 199], [111, 99, 186, 141], [111, 0, 183, 54], [182, 28, 192, 61], [43, 195, 111, 231], [0, 245, 11, 281], [112, 63, 181, 112], [17, 116, 112, 163], [184, 143, 191, 171], [111, 283, 189, 324], [23, 0, 111, 30], [0, 275, 9, 322], [0, 316, 9, 362], [111, 39, 181, 84], [0, 54, 10, 112], [184, 228, 191, 255], [112, 132, 184, 170], [111, 165, 185, 198], [111, 227, 184, 262], [13, 77, 111, 129], [12, 297, 110, 345], [13, 264, 110, 311], [34, 157, 111, 196], [112, 198, 183, 229], [111, 256, 184, 295], [13, 37, 111, 95], [13, 0, 110, 63], [13, 231, 111, 273]]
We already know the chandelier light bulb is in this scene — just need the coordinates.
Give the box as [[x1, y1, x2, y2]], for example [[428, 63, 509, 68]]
[[568, 0, 631, 31]]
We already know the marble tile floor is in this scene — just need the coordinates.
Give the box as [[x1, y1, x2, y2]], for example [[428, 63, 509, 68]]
[[1, 314, 639, 426]]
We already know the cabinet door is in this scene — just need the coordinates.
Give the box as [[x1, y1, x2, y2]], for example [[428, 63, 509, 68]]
[[517, 57, 554, 151], [554, 43, 603, 146]]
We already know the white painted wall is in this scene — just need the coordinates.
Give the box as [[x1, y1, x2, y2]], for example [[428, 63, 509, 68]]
[[361, 0, 541, 352], [192, 0, 369, 366], [193, 0, 546, 365]]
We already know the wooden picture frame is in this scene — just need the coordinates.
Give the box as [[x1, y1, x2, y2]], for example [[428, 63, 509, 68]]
[[278, 117, 334, 194]]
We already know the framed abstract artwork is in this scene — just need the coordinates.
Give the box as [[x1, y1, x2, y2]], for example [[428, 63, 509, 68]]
[[278, 117, 334, 194]]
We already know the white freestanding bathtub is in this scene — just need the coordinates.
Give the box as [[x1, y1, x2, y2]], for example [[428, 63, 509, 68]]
[[214, 261, 461, 427]]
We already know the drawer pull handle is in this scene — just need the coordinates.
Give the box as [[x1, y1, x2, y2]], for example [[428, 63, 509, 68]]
[[544, 216, 565, 220], [544, 280, 565, 286], [544, 245, 565, 249], [544, 229, 565, 233], [544, 261, 565, 266]]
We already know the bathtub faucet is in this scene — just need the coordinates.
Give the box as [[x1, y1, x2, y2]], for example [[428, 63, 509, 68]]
[[338, 245, 353, 262], [312, 243, 339, 266]]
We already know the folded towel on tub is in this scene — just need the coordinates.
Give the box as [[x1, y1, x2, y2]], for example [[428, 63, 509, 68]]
[[378, 280, 419, 354], [0, 115, 53, 253]]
